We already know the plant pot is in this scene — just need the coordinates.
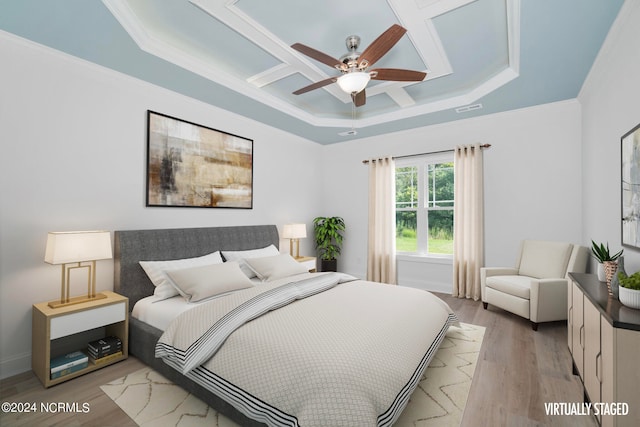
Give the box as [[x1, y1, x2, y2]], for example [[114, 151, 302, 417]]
[[619, 286, 640, 309], [596, 263, 606, 282], [610, 256, 625, 299], [603, 261, 618, 295], [320, 259, 337, 272]]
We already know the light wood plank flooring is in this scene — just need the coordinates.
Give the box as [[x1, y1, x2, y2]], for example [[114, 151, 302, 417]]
[[1, 294, 596, 427], [439, 294, 597, 427]]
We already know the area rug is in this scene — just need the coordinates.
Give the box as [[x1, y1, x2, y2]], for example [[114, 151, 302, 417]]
[[101, 322, 484, 427]]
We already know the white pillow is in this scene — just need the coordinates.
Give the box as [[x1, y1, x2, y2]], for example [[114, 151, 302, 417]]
[[166, 262, 253, 302], [245, 253, 309, 281], [139, 251, 224, 300], [221, 244, 279, 278]]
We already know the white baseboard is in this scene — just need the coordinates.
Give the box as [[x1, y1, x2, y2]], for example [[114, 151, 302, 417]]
[[0, 351, 31, 380]]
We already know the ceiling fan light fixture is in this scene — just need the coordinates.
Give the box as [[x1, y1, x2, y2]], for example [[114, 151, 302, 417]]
[[291, 24, 421, 106], [336, 72, 370, 94]]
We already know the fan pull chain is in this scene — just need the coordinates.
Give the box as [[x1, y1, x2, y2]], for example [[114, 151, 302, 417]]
[[350, 96, 357, 135]]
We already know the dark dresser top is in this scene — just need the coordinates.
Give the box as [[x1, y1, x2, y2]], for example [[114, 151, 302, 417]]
[[569, 272, 640, 331]]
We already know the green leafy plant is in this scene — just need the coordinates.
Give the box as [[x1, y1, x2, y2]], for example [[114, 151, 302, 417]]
[[313, 216, 345, 261], [591, 240, 623, 263], [617, 271, 640, 290]]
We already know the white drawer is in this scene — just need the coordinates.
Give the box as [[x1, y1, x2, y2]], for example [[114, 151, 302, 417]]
[[299, 258, 316, 271], [50, 302, 125, 340]]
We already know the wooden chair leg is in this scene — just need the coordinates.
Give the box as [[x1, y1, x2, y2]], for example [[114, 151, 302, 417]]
[[482, 302, 488, 309], [531, 322, 538, 331]]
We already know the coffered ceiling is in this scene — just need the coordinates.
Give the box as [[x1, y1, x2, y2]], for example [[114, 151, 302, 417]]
[[0, 0, 624, 143]]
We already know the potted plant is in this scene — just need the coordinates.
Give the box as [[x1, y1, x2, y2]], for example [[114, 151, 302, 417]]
[[591, 240, 623, 284], [313, 216, 345, 272], [617, 271, 640, 309]]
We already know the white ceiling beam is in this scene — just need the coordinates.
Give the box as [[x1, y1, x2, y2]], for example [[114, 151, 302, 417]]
[[386, 87, 416, 108], [247, 64, 296, 88]]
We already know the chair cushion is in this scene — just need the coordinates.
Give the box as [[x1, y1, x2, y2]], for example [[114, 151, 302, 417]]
[[518, 240, 573, 279], [485, 275, 532, 299]]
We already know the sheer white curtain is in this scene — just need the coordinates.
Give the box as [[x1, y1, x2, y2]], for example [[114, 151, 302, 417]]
[[453, 144, 484, 300], [367, 157, 397, 284]]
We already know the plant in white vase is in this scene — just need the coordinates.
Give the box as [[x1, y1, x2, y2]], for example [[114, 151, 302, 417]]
[[591, 240, 623, 284]]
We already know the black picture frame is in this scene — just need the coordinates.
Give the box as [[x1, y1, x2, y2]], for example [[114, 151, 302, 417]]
[[146, 111, 253, 209], [621, 122, 640, 249]]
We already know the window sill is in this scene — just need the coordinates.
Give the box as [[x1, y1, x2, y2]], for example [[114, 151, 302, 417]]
[[396, 253, 453, 265]]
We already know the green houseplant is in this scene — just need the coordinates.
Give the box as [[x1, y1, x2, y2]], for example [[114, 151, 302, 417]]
[[591, 240, 623, 284], [313, 216, 345, 272], [591, 240, 624, 263], [617, 271, 640, 309]]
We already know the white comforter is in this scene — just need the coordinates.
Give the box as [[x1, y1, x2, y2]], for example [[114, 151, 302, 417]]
[[156, 272, 457, 427]]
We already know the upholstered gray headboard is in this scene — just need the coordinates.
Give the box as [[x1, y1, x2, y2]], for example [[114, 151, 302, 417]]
[[114, 225, 279, 310]]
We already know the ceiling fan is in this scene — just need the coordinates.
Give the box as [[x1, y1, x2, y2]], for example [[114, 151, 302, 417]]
[[291, 24, 426, 107]]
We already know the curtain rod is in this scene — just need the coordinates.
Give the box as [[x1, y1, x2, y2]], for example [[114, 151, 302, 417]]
[[361, 143, 491, 164]]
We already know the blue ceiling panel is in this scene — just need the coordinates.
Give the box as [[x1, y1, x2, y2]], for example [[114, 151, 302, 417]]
[[0, 0, 625, 144]]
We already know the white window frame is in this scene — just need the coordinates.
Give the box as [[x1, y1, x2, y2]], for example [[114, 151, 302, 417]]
[[395, 152, 454, 257]]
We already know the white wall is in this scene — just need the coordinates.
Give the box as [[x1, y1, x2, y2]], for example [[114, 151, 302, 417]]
[[0, 32, 322, 378], [579, 0, 640, 274], [320, 100, 584, 291]]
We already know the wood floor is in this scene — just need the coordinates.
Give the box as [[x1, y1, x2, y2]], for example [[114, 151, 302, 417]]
[[439, 294, 597, 427], [0, 294, 596, 427]]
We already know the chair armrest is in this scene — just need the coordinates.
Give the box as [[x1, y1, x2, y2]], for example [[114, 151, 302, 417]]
[[530, 278, 568, 323], [480, 267, 519, 301]]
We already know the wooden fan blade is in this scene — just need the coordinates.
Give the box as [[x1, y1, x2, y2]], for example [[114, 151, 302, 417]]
[[291, 43, 343, 69], [370, 68, 426, 82], [358, 24, 407, 68], [352, 89, 366, 107], [293, 77, 337, 95]]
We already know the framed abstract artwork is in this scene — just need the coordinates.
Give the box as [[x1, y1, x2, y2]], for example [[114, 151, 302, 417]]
[[621, 122, 640, 249], [146, 111, 253, 209]]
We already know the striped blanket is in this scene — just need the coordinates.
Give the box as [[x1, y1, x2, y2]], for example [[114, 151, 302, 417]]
[[156, 272, 457, 427]]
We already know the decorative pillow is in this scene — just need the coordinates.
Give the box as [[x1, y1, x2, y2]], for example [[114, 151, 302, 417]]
[[166, 261, 253, 302], [139, 251, 224, 300], [245, 253, 309, 281], [221, 244, 280, 278]]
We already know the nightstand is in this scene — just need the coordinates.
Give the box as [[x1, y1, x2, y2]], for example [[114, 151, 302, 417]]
[[32, 291, 128, 388], [296, 256, 317, 272]]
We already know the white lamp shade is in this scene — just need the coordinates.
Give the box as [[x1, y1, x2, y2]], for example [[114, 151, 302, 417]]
[[337, 72, 370, 94], [44, 231, 112, 265], [282, 223, 307, 239]]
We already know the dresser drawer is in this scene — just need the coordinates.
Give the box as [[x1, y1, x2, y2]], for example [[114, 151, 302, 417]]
[[50, 302, 126, 339]]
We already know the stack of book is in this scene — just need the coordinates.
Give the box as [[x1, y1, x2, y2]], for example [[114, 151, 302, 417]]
[[50, 351, 88, 379], [87, 336, 122, 364]]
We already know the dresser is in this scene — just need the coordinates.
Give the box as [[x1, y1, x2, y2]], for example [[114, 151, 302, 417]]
[[567, 273, 640, 426]]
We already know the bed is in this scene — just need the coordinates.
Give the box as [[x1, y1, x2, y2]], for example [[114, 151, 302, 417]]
[[114, 225, 457, 427]]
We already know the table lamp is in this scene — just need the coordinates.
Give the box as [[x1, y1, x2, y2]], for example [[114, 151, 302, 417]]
[[44, 230, 112, 309], [282, 223, 307, 259]]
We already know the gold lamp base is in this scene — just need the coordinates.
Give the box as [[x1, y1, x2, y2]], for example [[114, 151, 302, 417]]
[[48, 261, 107, 309], [289, 238, 302, 259], [48, 293, 107, 309]]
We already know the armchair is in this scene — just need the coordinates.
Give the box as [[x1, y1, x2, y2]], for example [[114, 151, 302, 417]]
[[481, 240, 589, 330]]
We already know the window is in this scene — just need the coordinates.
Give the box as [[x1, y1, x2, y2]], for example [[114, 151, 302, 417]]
[[395, 153, 454, 255]]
